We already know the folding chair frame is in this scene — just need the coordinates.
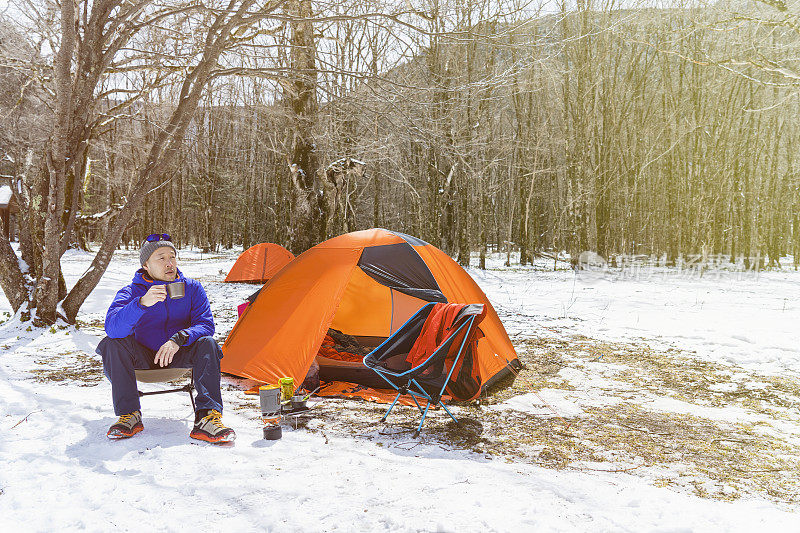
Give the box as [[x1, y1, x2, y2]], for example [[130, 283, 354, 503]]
[[136, 369, 196, 412], [364, 307, 477, 437]]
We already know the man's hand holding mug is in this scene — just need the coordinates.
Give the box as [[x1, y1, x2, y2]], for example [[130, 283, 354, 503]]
[[140, 285, 167, 307]]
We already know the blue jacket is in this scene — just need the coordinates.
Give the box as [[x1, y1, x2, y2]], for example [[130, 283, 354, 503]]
[[105, 268, 215, 351]]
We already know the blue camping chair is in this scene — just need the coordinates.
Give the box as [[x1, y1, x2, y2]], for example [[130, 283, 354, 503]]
[[363, 302, 485, 436]]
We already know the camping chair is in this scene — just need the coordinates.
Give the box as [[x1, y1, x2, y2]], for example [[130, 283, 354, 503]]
[[135, 368, 196, 411], [363, 302, 484, 436]]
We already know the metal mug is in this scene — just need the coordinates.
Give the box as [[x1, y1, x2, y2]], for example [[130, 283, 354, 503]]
[[291, 395, 307, 410], [259, 385, 281, 416], [166, 281, 185, 299]]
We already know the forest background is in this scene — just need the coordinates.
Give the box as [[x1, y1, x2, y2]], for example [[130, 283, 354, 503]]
[[0, 0, 796, 324]]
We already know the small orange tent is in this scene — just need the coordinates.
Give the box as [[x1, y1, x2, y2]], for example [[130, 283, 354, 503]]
[[221, 229, 520, 398], [224, 243, 294, 283]]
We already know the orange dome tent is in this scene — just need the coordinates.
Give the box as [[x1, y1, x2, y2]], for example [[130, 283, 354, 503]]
[[224, 243, 295, 283], [222, 229, 520, 398]]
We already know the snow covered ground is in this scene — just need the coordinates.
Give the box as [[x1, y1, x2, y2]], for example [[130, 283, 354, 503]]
[[1, 247, 798, 531], [473, 258, 800, 378]]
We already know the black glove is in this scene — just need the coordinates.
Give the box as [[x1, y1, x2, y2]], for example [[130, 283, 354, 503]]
[[169, 330, 189, 346]]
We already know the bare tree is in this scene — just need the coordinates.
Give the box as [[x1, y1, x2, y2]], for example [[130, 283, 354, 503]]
[[1, 0, 282, 324]]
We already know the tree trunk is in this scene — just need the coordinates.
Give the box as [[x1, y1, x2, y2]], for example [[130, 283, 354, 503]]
[[287, 0, 320, 254]]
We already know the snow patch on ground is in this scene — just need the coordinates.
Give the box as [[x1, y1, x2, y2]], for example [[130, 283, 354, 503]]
[[709, 382, 738, 393], [470, 258, 800, 379], [491, 389, 589, 417], [0, 248, 799, 530]]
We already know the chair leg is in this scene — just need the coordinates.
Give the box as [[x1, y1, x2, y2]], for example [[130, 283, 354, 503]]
[[409, 393, 427, 415], [439, 401, 459, 424], [189, 370, 196, 413], [381, 392, 403, 422], [414, 402, 432, 438]]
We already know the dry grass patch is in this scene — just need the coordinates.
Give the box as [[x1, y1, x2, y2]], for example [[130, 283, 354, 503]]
[[230, 332, 800, 506], [29, 352, 103, 386], [485, 334, 800, 504]]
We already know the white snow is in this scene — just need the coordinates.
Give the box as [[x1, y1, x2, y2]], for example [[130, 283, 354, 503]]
[[0, 248, 799, 531], [469, 258, 800, 378], [708, 382, 738, 393], [491, 389, 599, 417], [0, 185, 12, 206]]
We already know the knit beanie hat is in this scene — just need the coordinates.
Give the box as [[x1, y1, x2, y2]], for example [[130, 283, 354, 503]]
[[140, 239, 177, 266]]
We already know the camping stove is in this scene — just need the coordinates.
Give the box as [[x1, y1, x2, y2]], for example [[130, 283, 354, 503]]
[[259, 385, 282, 440]]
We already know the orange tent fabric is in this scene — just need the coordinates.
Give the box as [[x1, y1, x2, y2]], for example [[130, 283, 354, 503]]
[[413, 244, 519, 388], [224, 243, 295, 283], [245, 380, 445, 407], [315, 381, 447, 406], [221, 228, 519, 395]]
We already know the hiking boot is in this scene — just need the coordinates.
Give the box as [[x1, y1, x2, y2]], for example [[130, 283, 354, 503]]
[[107, 411, 143, 439], [190, 410, 235, 444]]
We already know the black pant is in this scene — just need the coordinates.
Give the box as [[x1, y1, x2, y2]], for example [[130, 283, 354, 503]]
[[96, 335, 223, 416]]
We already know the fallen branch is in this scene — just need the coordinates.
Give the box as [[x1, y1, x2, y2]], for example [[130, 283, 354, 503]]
[[11, 410, 42, 429], [619, 423, 671, 436], [393, 441, 421, 450], [379, 426, 415, 436], [573, 461, 647, 473], [731, 467, 788, 473], [710, 438, 755, 445]]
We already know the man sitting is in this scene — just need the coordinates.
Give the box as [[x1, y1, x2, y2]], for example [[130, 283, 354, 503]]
[[96, 233, 235, 444]]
